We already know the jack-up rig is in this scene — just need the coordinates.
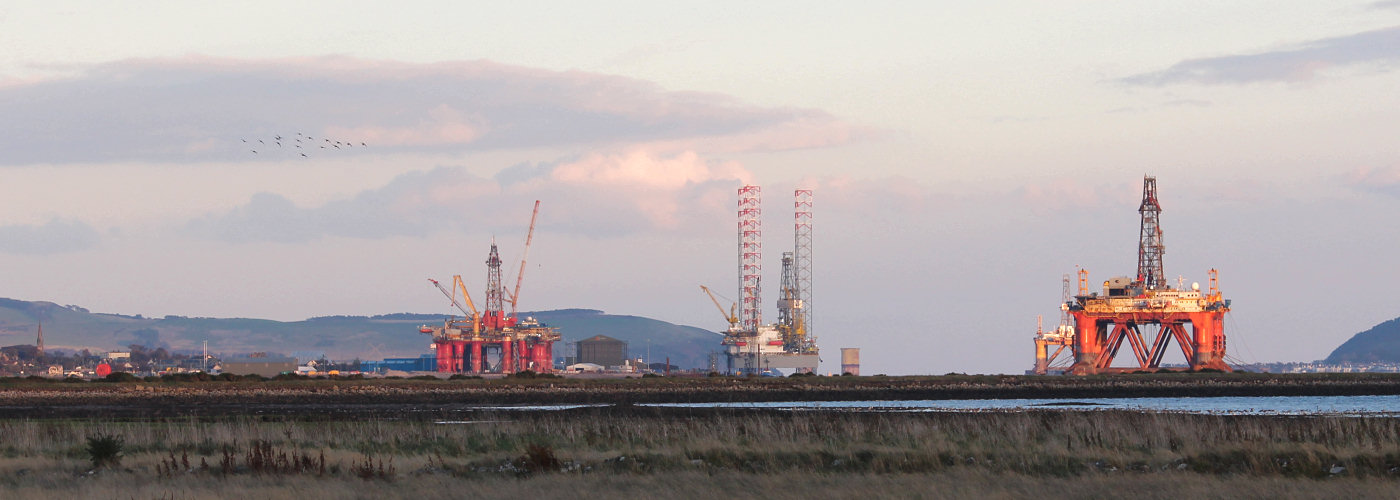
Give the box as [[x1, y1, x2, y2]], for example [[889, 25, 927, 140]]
[[1033, 176, 1232, 375], [421, 200, 561, 374], [702, 186, 819, 375]]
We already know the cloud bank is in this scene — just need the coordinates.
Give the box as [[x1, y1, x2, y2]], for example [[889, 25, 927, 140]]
[[0, 56, 857, 165], [0, 219, 101, 255], [184, 150, 753, 243], [1121, 26, 1400, 86]]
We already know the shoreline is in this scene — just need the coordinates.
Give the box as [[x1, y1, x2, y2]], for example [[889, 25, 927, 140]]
[[3, 372, 1400, 419]]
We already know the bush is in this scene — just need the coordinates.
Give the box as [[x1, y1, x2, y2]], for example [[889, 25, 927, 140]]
[[100, 372, 141, 383], [447, 374, 482, 380], [86, 433, 124, 468]]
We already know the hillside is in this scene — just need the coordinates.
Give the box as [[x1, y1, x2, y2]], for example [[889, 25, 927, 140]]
[[0, 298, 723, 369], [1325, 316, 1400, 364]]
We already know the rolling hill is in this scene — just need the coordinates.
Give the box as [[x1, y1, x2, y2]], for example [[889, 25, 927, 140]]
[[1325, 316, 1400, 364], [0, 298, 723, 369]]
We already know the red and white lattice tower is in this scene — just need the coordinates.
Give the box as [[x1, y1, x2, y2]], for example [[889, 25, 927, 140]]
[[738, 185, 763, 330], [793, 189, 813, 346]]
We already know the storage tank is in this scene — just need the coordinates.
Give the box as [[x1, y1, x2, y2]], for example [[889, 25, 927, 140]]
[[840, 348, 860, 376]]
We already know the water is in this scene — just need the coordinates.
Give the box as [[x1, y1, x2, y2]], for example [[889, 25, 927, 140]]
[[641, 395, 1400, 416]]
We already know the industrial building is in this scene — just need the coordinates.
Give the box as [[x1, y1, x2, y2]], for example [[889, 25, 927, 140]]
[[1033, 176, 1232, 375], [576, 335, 627, 367], [703, 187, 819, 375], [360, 354, 437, 373], [420, 201, 562, 375]]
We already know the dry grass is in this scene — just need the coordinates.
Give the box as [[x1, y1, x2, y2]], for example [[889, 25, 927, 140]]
[[1, 410, 1399, 498]]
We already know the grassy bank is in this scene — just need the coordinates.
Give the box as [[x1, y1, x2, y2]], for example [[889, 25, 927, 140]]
[[2, 409, 1399, 498]]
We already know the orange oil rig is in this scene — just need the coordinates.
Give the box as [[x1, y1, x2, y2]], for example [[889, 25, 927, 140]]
[[421, 200, 561, 374], [1033, 176, 1232, 375]]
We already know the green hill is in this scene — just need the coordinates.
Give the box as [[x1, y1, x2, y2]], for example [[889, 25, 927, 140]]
[[1325, 317, 1400, 364], [0, 298, 723, 369]]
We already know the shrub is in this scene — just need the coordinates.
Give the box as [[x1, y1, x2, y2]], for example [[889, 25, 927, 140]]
[[86, 433, 124, 468], [100, 372, 141, 383]]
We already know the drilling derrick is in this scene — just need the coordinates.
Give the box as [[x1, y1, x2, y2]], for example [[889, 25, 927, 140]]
[[1049, 176, 1232, 375], [424, 201, 559, 375], [1137, 177, 1165, 290], [777, 252, 802, 350], [718, 186, 820, 375]]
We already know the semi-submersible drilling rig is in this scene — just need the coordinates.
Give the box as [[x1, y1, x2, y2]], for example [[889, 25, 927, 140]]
[[421, 201, 561, 374], [702, 186, 819, 375], [1033, 176, 1232, 375]]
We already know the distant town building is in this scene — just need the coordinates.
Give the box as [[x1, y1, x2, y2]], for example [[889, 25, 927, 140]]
[[221, 355, 297, 377]]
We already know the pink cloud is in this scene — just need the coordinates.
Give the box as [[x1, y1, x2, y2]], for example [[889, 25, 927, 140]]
[[1, 56, 861, 165]]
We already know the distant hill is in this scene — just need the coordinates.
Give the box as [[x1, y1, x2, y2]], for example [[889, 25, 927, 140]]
[[1325, 317, 1400, 364], [0, 298, 723, 369]]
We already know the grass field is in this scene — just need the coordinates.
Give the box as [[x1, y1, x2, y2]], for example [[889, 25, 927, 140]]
[[3, 407, 1399, 499]]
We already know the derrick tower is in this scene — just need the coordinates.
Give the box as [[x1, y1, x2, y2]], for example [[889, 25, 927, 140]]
[[1137, 176, 1165, 290], [483, 241, 507, 330]]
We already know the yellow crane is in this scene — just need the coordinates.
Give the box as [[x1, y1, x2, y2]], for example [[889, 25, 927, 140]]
[[429, 276, 482, 334], [699, 285, 740, 331]]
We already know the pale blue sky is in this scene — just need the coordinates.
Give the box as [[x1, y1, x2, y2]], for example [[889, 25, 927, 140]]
[[1, 1, 1398, 373]]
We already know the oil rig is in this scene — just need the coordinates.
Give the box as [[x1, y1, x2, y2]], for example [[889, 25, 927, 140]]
[[421, 201, 561, 374], [702, 186, 819, 375], [1033, 176, 1232, 375]]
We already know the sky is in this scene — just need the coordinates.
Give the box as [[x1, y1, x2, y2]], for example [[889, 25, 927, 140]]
[[2, 1, 1399, 374]]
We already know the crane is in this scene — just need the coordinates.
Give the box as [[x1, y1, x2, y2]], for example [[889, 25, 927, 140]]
[[509, 200, 541, 317], [429, 276, 481, 334], [699, 285, 740, 331]]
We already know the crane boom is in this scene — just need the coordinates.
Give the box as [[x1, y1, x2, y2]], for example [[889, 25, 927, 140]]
[[510, 200, 541, 316], [700, 285, 739, 329], [453, 275, 482, 334], [429, 278, 471, 316]]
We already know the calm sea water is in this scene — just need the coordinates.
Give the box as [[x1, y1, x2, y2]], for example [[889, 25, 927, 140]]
[[640, 395, 1400, 416]]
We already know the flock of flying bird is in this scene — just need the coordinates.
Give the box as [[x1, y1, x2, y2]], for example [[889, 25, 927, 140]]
[[243, 132, 367, 158]]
